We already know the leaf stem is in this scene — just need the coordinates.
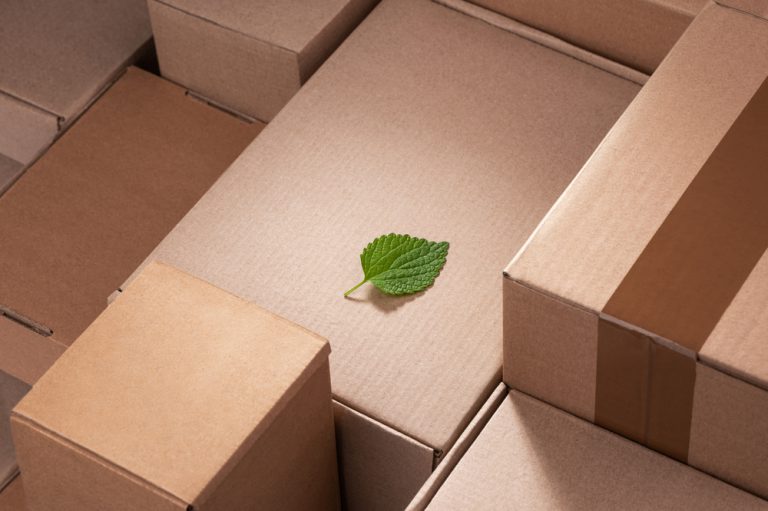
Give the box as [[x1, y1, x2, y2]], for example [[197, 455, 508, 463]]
[[344, 279, 368, 297]]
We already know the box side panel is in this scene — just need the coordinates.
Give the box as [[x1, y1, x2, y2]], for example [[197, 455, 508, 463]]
[[0, 154, 23, 197], [150, 0, 301, 121], [199, 362, 339, 511], [690, 364, 768, 499], [503, 278, 597, 422], [0, 94, 57, 165], [333, 400, 433, 511], [0, 316, 65, 386], [405, 384, 507, 511], [0, 372, 29, 491], [10, 418, 187, 511], [0, 476, 27, 511], [468, 0, 703, 73]]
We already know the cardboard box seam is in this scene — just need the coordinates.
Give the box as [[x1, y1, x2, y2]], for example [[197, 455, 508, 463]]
[[151, 0, 300, 56], [434, 0, 650, 86], [184, 90, 260, 124], [715, 0, 768, 21], [10, 414, 188, 508], [0, 89, 60, 123]]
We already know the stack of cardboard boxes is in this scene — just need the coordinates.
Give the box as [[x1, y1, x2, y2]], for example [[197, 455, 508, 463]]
[[2, 0, 767, 510]]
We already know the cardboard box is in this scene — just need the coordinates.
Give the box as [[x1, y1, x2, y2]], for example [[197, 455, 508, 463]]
[[504, 0, 768, 498], [0, 155, 23, 196], [0, 372, 28, 491], [468, 0, 707, 74], [126, 0, 642, 507], [0, 67, 261, 488], [0, 0, 152, 165], [148, 0, 379, 121], [11, 262, 339, 511], [420, 390, 768, 510], [0, 476, 27, 511]]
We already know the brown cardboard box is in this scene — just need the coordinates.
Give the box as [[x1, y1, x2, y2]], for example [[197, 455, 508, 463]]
[[505, 0, 768, 498], [148, 0, 379, 121], [469, 0, 707, 74], [0, 0, 152, 165], [126, 0, 642, 508], [420, 390, 768, 510], [0, 67, 261, 489], [0, 477, 27, 511], [0, 155, 22, 197], [11, 262, 339, 511], [0, 373, 28, 491]]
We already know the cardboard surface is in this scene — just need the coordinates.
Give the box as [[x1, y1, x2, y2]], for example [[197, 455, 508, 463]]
[[12, 263, 338, 510], [505, 1, 768, 498], [0, 155, 22, 196], [426, 391, 768, 510], [0, 67, 261, 350], [0, 477, 26, 511], [0, 373, 28, 491], [0, 97, 57, 166], [469, 0, 707, 74], [149, 0, 378, 120], [136, 0, 638, 457]]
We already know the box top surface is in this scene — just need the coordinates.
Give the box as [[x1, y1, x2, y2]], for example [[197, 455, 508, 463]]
[[507, 3, 768, 386], [0, 67, 261, 348], [156, 0, 358, 53], [0, 0, 151, 120], [426, 391, 768, 510], [14, 262, 330, 505], [135, 0, 639, 450]]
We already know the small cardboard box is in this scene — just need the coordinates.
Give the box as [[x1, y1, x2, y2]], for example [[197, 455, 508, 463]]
[[0, 0, 152, 165], [126, 0, 643, 508], [0, 67, 261, 488], [469, 0, 707, 74], [11, 262, 340, 511], [420, 390, 768, 511], [148, 0, 379, 121], [505, 0, 768, 499]]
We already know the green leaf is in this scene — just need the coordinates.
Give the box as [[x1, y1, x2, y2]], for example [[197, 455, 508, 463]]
[[344, 233, 449, 297]]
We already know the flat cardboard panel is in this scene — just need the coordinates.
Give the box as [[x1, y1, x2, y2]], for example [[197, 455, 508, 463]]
[[13, 262, 331, 506], [0, 372, 28, 491], [469, 0, 706, 73], [135, 0, 639, 461], [0, 154, 22, 196], [507, 1, 768, 313], [689, 364, 768, 498], [333, 401, 434, 511], [0, 317, 65, 386], [0, 477, 27, 511], [0, 96, 57, 165], [426, 391, 768, 510], [0, 0, 151, 119], [0, 67, 261, 347]]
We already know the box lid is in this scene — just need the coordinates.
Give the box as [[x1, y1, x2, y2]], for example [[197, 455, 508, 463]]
[[506, 1, 768, 388], [0, 0, 151, 121], [156, 0, 364, 54], [0, 67, 261, 348], [425, 391, 768, 510], [132, 0, 639, 452], [13, 262, 330, 506]]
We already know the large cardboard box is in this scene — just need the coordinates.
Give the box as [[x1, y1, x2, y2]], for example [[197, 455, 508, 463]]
[[0, 67, 261, 489], [419, 390, 768, 510], [11, 262, 339, 511], [469, 0, 707, 74], [148, 0, 379, 121], [126, 0, 642, 508], [0, 0, 152, 166], [504, 0, 768, 499]]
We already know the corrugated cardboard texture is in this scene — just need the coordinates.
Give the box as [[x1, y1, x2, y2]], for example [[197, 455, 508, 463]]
[[0, 477, 27, 511], [0, 96, 57, 165], [333, 401, 433, 511], [0, 317, 65, 386], [718, 0, 768, 17], [406, 383, 507, 511], [0, 0, 150, 120], [469, 0, 707, 74], [426, 391, 768, 510], [0, 67, 261, 347], [149, 0, 378, 121], [13, 262, 334, 508], [0, 372, 28, 492], [507, 1, 768, 312], [135, 0, 639, 467], [0, 154, 22, 196], [690, 364, 768, 498]]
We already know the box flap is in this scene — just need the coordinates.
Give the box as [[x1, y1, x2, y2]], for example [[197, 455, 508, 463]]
[[425, 391, 768, 510], [0, 67, 261, 347], [133, 0, 639, 452], [0, 0, 151, 120], [0, 94, 57, 165], [0, 316, 65, 386], [13, 262, 330, 506], [0, 155, 23, 196], [155, 0, 367, 54]]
